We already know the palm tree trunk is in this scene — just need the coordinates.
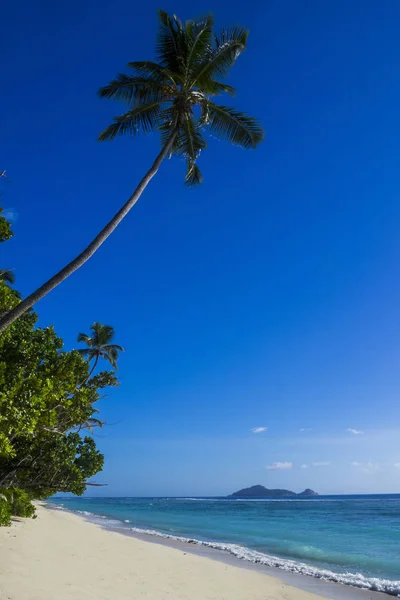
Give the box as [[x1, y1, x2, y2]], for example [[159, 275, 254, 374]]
[[86, 355, 99, 382], [0, 130, 178, 334]]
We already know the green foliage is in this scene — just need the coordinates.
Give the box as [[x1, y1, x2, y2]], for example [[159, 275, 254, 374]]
[[0, 288, 118, 455], [0, 487, 36, 518], [98, 10, 264, 186], [0, 294, 119, 523], [0, 496, 12, 526], [0, 206, 13, 243], [4, 434, 104, 496]]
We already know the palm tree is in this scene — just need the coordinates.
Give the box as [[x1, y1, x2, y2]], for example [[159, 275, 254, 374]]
[[77, 322, 124, 378], [0, 269, 15, 285], [0, 10, 263, 334]]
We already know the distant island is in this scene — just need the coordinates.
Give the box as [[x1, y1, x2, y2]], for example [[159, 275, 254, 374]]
[[228, 485, 318, 498]]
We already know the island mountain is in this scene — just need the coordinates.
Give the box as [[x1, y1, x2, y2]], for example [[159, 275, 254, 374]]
[[227, 485, 318, 498]]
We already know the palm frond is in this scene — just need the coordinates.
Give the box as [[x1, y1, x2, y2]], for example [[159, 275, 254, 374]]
[[174, 114, 206, 186], [91, 323, 114, 345], [104, 343, 124, 352], [191, 27, 248, 87], [75, 348, 92, 357], [158, 107, 180, 150], [185, 15, 214, 82], [206, 103, 264, 149], [0, 269, 15, 284], [156, 9, 187, 74], [77, 333, 92, 345], [184, 114, 207, 155], [98, 75, 167, 105], [185, 161, 203, 186], [203, 80, 236, 96], [128, 61, 180, 85], [105, 347, 119, 370], [98, 101, 164, 141]]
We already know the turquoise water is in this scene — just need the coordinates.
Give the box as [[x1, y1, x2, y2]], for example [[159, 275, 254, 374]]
[[49, 495, 400, 595]]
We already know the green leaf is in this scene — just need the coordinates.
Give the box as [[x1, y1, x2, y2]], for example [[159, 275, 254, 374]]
[[98, 101, 163, 141], [173, 114, 207, 186], [185, 161, 203, 187], [156, 10, 187, 74], [98, 75, 167, 105], [205, 103, 264, 149], [127, 61, 180, 85], [205, 81, 236, 96], [179, 114, 207, 159], [184, 15, 214, 82], [103, 344, 124, 352], [77, 333, 92, 345], [191, 26, 248, 87], [0, 207, 13, 243]]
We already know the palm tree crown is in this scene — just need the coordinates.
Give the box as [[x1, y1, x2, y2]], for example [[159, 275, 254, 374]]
[[98, 10, 264, 185], [77, 322, 124, 374]]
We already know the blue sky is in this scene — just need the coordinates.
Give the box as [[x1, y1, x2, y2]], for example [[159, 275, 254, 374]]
[[2, 0, 400, 495]]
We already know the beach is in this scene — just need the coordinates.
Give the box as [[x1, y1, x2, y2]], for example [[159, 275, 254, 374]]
[[0, 504, 352, 600]]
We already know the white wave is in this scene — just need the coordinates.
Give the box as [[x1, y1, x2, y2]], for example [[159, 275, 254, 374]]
[[177, 498, 218, 502], [126, 526, 400, 596]]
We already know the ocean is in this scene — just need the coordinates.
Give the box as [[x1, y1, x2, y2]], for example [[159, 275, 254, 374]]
[[48, 494, 400, 596]]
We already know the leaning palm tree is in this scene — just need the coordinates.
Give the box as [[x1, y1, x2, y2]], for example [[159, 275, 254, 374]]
[[0, 10, 263, 334], [0, 269, 15, 285], [77, 322, 124, 378]]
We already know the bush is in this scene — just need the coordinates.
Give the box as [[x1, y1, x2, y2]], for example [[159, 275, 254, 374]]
[[10, 488, 36, 518], [0, 487, 36, 521], [0, 496, 12, 526]]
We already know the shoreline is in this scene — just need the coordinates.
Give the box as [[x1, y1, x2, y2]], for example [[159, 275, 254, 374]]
[[0, 503, 331, 600], [48, 503, 392, 600]]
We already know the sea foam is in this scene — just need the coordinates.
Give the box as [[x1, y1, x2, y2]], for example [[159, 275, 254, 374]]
[[125, 525, 400, 597]]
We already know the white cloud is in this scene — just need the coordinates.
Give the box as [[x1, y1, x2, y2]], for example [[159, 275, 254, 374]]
[[300, 464, 308, 469], [312, 461, 331, 467], [266, 462, 292, 470], [300, 428, 312, 432], [346, 428, 364, 435], [351, 461, 361, 467], [251, 427, 268, 434], [395, 463, 400, 469]]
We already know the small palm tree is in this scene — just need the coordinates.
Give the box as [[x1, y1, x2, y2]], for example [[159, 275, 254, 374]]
[[0, 10, 263, 333], [77, 322, 124, 378], [0, 269, 15, 285]]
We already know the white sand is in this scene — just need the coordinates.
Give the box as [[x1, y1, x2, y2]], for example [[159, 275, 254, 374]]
[[0, 504, 330, 600]]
